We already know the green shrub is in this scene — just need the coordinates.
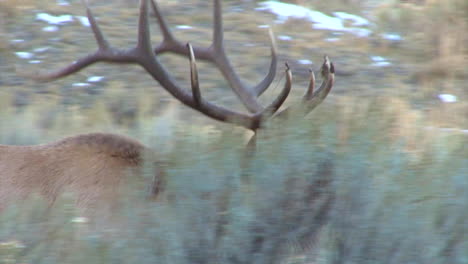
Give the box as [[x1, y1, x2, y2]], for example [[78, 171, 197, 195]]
[[1, 96, 466, 264]]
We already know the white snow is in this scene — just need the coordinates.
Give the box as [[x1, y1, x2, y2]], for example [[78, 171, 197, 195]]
[[176, 25, 193, 30], [33, 47, 50, 53], [298, 59, 313, 65], [72, 82, 90, 87], [278, 35, 293, 41], [71, 217, 89, 224], [15, 52, 34, 59], [325, 37, 340, 42], [372, 61, 391, 67], [381, 33, 403, 41], [370, 56, 386, 62], [76, 16, 90, 27], [243, 43, 257, 47], [36, 12, 94, 29], [87, 76, 105, 83], [370, 55, 391, 67], [42, 26, 59, 32], [438, 94, 457, 103], [424, 126, 468, 134], [36, 13, 74, 25], [57, 0, 70, 6], [11, 39, 25, 44], [257, 1, 372, 37]]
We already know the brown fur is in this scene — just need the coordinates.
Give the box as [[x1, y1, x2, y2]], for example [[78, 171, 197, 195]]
[[0, 133, 162, 214]]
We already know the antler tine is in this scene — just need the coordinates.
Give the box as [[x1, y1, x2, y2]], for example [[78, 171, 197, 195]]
[[261, 63, 292, 118], [150, 0, 278, 113], [82, 0, 109, 50], [185, 42, 291, 131], [301, 56, 335, 114], [30, 53, 100, 82], [149, 0, 175, 45], [274, 56, 334, 118], [253, 27, 278, 97], [150, 0, 212, 57], [209, 0, 277, 113], [137, 0, 152, 51], [212, 0, 223, 50], [188, 43, 201, 106], [151, 0, 214, 60], [304, 69, 315, 100]]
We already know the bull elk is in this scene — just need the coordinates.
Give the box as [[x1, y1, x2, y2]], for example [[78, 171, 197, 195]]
[[0, 0, 334, 213]]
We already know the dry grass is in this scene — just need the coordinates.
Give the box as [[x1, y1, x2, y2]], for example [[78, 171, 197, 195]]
[[1, 95, 467, 264], [374, 0, 467, 73]]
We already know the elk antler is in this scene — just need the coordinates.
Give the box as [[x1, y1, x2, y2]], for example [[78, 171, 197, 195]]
[[31, 0, 334, 131], [276, 56, 335, 118], [151, 0, 278, 111]]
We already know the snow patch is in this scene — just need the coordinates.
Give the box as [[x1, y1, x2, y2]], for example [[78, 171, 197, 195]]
[[36, 13, 74, 25], [71, 217, 89, 224], [438, 94, 457, 103], [42, 26, 59, 32], [257, 1, 372, 37], [57, 0, 70, 6], [176, 25, 193, 30], [15, 52, 34, 59], [36, 12, 92, 28], [278, 35, 293, 41], [298, 59, 313, 65], [33, 47, 50, 53], [325, 37, 340, 42], [11, 39, 25, 44], [87, 76, 105, 83], [72, 82, 90, 87], [381, 33, 403, 41], [76, 16, 90, 27], [370, 55, 391, 67]]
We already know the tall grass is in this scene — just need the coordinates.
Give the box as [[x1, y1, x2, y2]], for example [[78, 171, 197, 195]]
[[1, 95, 466, 264], [374, 0, 467, 80]]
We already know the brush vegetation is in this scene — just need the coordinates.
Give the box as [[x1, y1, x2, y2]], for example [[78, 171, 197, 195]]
[[1, 0, 467, 263], [1, 96, 466, 264]]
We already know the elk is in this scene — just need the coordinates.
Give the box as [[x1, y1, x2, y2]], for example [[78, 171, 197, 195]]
[[0, 0, 334, 213]]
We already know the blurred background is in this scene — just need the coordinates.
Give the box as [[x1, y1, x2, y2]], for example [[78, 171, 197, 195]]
[[0, 0, 467, 263]]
